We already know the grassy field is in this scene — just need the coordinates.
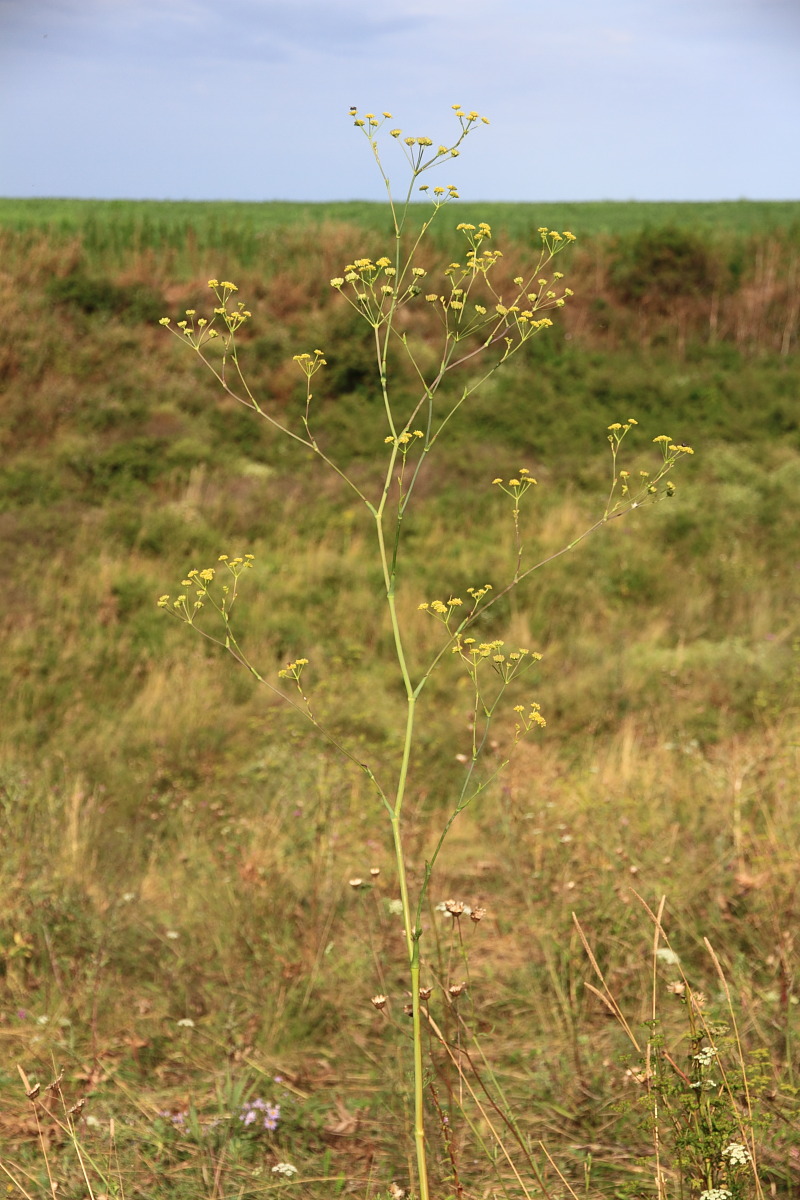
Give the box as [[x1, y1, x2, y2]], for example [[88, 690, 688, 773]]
[[1, 196, 799, 270], [0, 198, 799, 1199]]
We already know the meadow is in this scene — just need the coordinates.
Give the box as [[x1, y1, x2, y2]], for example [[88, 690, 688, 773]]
[[0, 193, 799, 1199]]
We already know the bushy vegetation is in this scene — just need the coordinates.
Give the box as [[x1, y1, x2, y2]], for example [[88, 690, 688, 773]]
[[1, 187, 799, 1199]]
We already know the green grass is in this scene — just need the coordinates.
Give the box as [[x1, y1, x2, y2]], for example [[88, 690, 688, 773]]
[[0, 213, 799, 1199], [0, 197, 798, 269]]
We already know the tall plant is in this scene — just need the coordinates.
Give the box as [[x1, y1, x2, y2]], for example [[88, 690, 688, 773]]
[[158, 106, 692, 1198]]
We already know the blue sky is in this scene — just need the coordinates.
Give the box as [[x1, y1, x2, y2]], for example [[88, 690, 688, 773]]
[[1, 0, 799, 202]]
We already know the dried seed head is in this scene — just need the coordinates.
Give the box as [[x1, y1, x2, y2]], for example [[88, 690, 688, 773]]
[[444, 899, 465, 916], [448, 981, 467, 998], [470, 906, 487, 923], [371, 994, 388, 1011], [403, 1003, 414, 1017], [348, 878, 364, 889], [369, 867, 380, 877], [419, 986, 433, 1000]]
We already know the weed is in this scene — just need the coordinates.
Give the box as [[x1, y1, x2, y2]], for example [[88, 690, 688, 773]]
[[156, 105, 695, 1199]]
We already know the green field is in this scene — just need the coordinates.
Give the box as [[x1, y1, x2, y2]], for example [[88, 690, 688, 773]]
[[0, 196, 799, 1199], [1, 196, 799, 268]]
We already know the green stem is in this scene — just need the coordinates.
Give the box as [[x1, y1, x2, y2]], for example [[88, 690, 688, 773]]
[[373, 476, 429, 1197]]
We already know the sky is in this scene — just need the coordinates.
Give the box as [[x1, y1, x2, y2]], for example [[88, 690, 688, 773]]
[[1, 0, 799, 203]]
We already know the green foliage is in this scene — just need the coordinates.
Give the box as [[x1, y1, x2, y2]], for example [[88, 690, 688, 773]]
[[610, 225, 721, 307], [0, 459, 63, 511], [47, 273, 165, 323]]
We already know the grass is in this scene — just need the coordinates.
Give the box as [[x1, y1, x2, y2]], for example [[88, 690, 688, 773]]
[[0, 198, 799, 273], [0, 205, 799, 1198]]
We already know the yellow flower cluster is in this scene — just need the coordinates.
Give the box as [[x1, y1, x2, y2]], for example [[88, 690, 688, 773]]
[[330, 255, 427, 328], [653, 435, 695, 455], [418, 183, 460, 203], [452, 638, 543, 684], [513, 701, 547, 736], [608, 418, 638, 433], [384, 429, 424, 448], [419, 597, 463, 616], [278, 658, 309, 681], [537, 227, 577, 245], [601, 421, 695, 512], [158, 280, 251, 349], [452, 104, 490, 127], [408, 217, 577, 350], [418, 584, 492, 619], [348, 104, 490, 211], [492, 467, 537, 506], [292, 348, 327, 378], [466, 584, 493, 603], [157, 555, 254, 624]]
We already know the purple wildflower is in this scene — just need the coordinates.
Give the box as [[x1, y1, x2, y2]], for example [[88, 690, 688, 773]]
[[238, 1098, 280, 1133]]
